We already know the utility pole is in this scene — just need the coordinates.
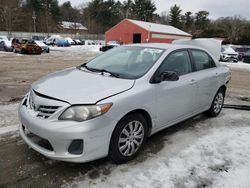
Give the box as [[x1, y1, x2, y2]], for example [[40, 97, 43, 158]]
[[147, 25, 151, 43], [32, 11, 36, 33]]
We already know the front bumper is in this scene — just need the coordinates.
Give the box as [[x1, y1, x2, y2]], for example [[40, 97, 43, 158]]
[[18, 104, 117, 162]]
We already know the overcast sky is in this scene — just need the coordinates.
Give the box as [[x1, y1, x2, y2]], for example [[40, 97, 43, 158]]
[[58, 0, 250, 20]]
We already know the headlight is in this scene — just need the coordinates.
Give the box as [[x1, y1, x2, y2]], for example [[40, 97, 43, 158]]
[[59, 103, 112, 122]]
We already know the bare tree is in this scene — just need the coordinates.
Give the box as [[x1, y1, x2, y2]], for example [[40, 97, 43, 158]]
[[217, 15, 246, 44], [0, 0, 22, 37]]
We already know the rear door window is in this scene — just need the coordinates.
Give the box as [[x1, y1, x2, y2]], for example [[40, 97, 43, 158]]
[[191, 50, 215, 71]]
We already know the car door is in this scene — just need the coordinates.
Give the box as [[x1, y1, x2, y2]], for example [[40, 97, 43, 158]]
[[153, 50, 198, 127], [189, 49, 220, 111]]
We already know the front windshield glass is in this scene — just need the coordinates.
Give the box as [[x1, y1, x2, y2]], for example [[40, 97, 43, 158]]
[[86, 46, 165, 79]]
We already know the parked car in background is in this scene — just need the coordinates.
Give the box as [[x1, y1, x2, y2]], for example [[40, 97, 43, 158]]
[[0, 35, 8, 42], [242, 50, 250, 63], [107, 40, 121, 46], [34, 40, 50, 53], [73, 39, 83, 45], [45, 35, 61, 45], [65, 37, 74, 45], [80, 40, 85, 45], [100, 40, 121, 52], [54, 38, 70, 47], [12, 38, 21, 52], [13, 39, 42, 54], [220, 46, 238, 62], [0, 39, 13, 52], [32, 36, 46, 42], [19, 40, 231, 164], [235, 47, 250, 61]]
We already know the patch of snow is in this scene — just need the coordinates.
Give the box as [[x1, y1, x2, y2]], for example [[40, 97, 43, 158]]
[[63, 109, 250, 188], [0, 103, 19, 128], [0, 103, 19, 139], [220, 61, 250, 71], [50, 45, 101, 53], [0, 125, 18, 135]]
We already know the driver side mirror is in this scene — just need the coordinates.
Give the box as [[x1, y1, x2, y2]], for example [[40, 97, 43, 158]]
[[160, 71, 179, 81], [150, 71, 179, 84]]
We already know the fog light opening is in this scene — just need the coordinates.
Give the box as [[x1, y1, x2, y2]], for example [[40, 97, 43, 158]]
[[68, 139, 83, 155]]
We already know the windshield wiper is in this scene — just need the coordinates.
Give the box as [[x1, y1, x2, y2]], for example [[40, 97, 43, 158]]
[[78, 64, 120, 78], [79, 63, 97, 72], [98, 69, 120, 78]]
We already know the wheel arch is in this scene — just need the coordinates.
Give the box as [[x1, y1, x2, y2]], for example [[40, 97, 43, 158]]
[[124, 109, 153, 136], [112, 108, 153, 138], [219, 85, 227, 94]]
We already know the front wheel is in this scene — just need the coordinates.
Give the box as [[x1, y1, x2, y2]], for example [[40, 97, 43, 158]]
[[207, 89, 225, 117], [109, 114, 148, 164]]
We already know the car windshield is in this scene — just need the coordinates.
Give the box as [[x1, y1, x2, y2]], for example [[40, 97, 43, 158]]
[[85, 46, 165, 79]]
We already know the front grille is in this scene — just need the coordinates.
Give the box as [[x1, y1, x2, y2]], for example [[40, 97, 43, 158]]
[[37, 105, 60, 119], [24, 91, 61, 119]]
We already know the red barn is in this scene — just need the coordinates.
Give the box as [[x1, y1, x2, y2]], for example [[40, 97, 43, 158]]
[[105, 19, 192, 44]]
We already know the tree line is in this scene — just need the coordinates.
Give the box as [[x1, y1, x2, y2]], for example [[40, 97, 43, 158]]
[[0, 0, 250, 44]]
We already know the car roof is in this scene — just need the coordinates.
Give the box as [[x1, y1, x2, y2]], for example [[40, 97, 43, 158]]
[[124, 42, 221, 66], [125, 43, 204, 51]]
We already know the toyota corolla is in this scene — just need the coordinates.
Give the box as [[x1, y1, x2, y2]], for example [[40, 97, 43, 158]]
[[19, 40, 231, 163]]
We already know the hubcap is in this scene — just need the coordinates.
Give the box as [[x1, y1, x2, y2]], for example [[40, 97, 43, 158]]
[[118, 120, 144, 156], [214, 92, 223, 113]]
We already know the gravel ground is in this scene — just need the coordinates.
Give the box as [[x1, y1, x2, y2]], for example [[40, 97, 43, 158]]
[[0, 46, 250, 188], [0, 107, 249, 188], [0, 46, 100, 105]]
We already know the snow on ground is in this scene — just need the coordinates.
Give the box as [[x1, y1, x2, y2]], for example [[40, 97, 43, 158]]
[[62, 109, 250, 188], [50, 45, 102, 53], [1, 104, 250, 187], [220, 61, 250, 71], [0, 103, 19, 138], [0, 45, 102, 59]]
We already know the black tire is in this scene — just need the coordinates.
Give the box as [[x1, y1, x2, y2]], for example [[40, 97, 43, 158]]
[[109, 113, 148, 164], [21, 48, 26, 54], [207, 89, 225, 117], [47, 48, 50, 53]]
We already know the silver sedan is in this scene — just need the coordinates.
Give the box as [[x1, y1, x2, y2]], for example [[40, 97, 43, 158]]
[[19, 41, 231, 163]]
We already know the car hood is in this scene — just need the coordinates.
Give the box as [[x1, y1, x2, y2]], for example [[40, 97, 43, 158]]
[[32, 68, 135, 104]]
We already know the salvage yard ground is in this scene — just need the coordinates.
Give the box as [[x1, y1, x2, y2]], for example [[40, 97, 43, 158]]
[[0, 46, 250, 188]]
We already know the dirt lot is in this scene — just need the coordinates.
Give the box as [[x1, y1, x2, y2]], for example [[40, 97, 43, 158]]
[[0, 47, 249, 105], [0, 47, 99, 104], [0, 47, 250, 188]]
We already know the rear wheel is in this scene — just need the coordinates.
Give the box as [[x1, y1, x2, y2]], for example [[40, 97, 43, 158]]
[[207, 89, 225, 117], [109, 114, 148, 164]]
